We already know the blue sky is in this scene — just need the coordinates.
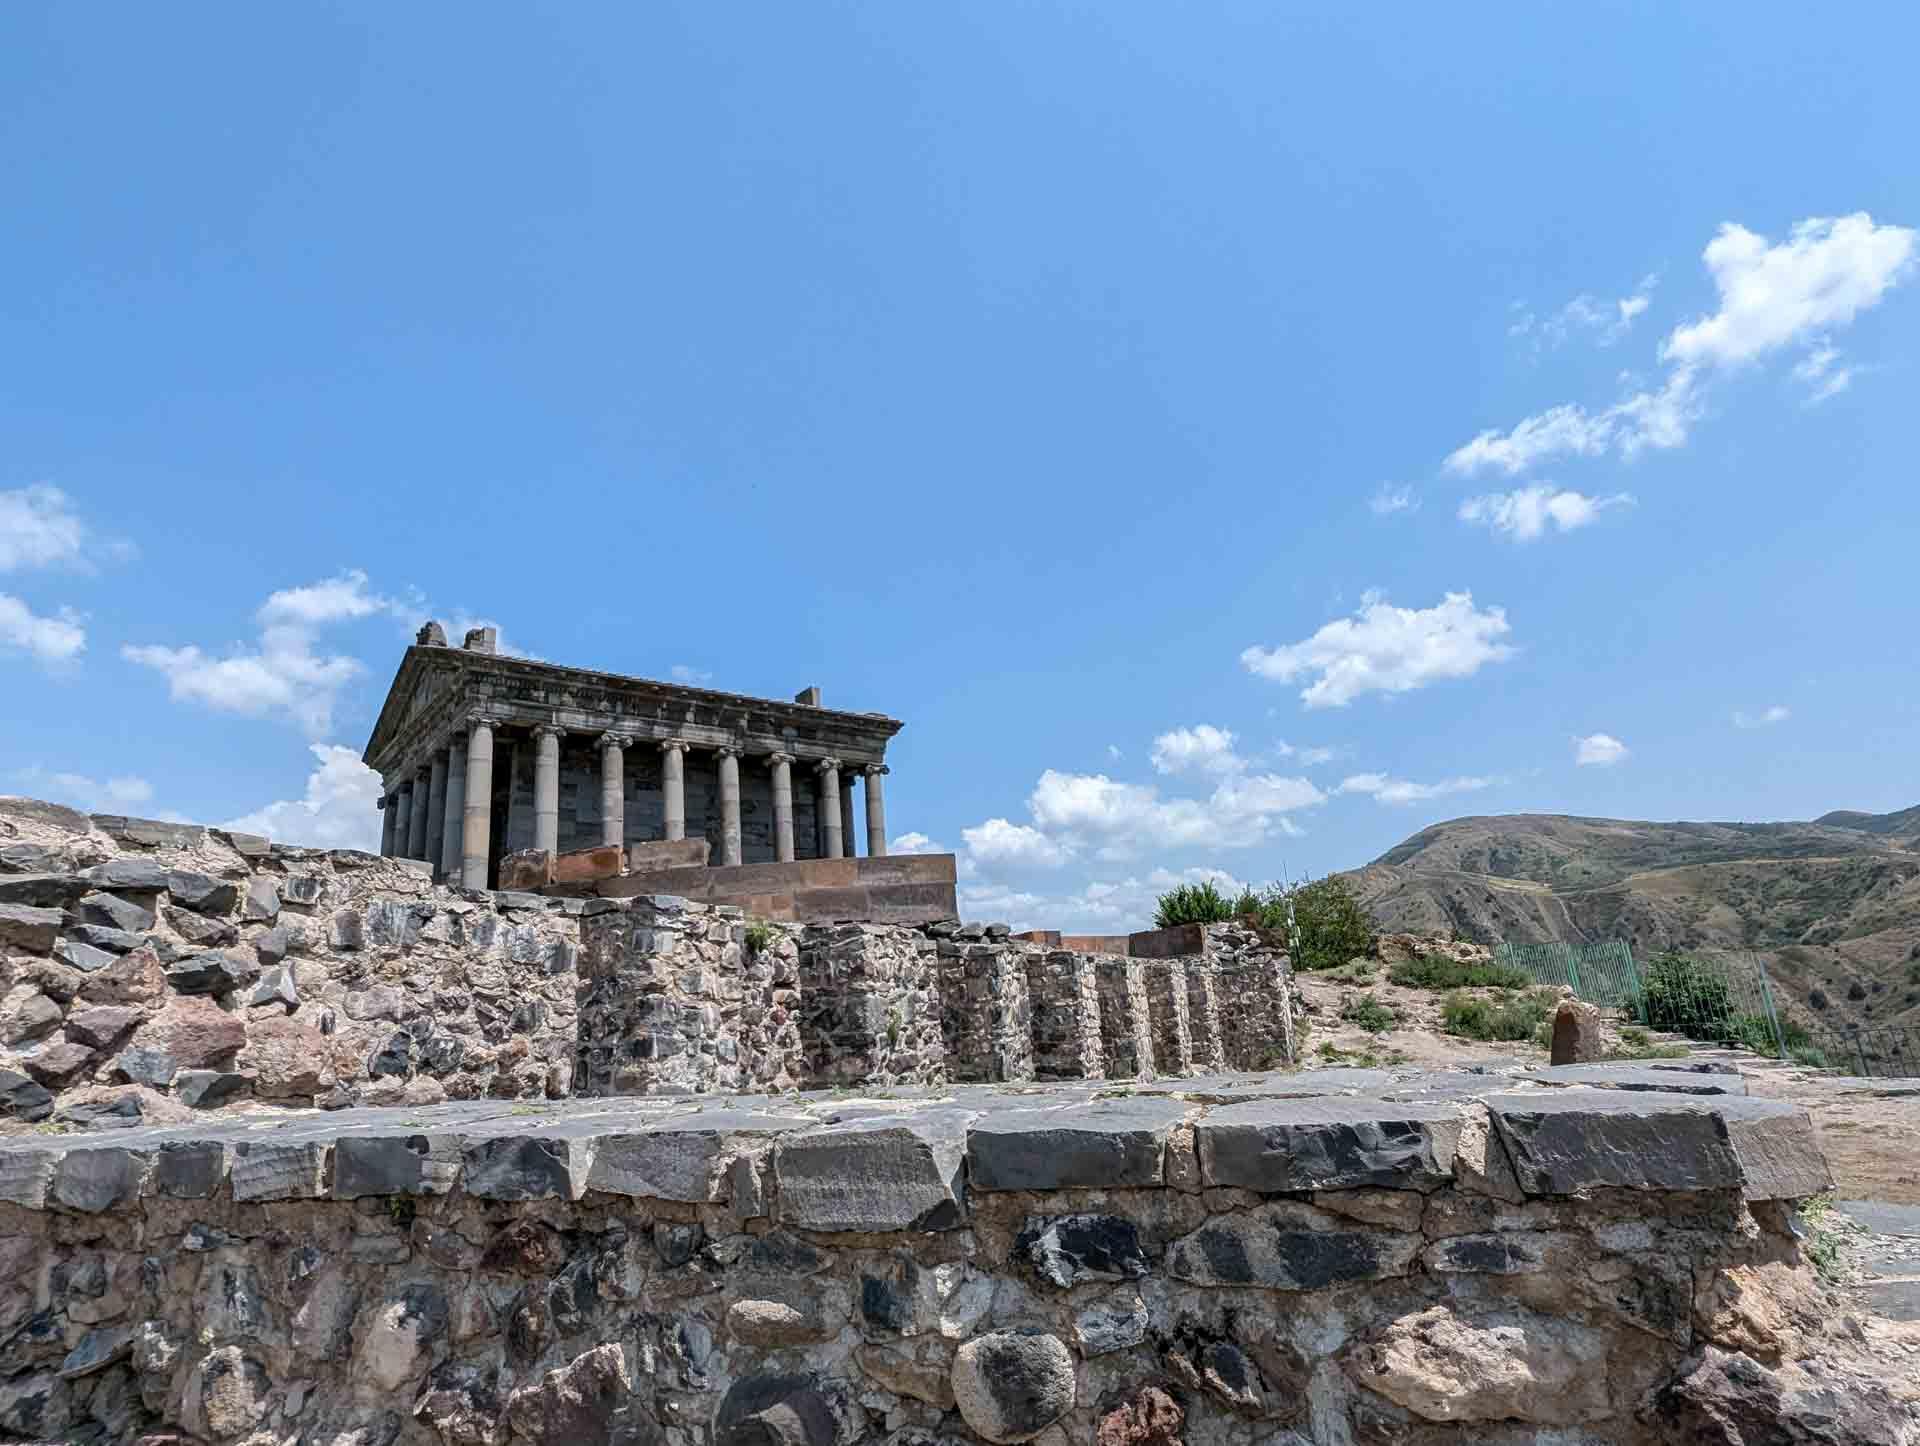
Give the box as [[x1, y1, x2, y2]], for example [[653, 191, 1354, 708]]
[[4, 4, 1916, 931]]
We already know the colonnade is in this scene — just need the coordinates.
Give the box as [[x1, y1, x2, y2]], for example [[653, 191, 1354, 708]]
[[376, 719, 890, 886]]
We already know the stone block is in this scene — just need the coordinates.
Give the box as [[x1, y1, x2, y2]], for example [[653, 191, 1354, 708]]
[[1549, 999, 1604, 1065], [52, 1146, 150, 1212], [155, 1140, 230, 1198], [1711, 1099, 1832, 1201], [587, 1110, 813, 1203], [551, 844, 624, 885], [462, 1123, 599, 1201], [66, 924, 144, 955], [1485, 1089, 1744, 1196], [334, 1130, 465, 1197], [1523, 1063, 1746, 1095], [1197, 1097, 1463, 1193], [775, 1112, 968, 1232], [624, 838, 712, 872], [0, 902, 62, 953], [78, 891, 156, 932], [1127, 923, 1206, 959], [175, 1070, 252, 1108], [22, 1042, 96, 1090], [0, 1068, 55, 1124], [499, 849, 554, 891], [231, 1138, 331, 1201], [0, 872, 91, 908], [164, 869, 240, 915], [967, 1097, 1189, 1191], [1166, 1203, 1422, 1289], [164, 951, 259, 996]]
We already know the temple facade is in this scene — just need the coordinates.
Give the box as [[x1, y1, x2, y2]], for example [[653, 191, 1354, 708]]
[[362, 624, 902, 889]]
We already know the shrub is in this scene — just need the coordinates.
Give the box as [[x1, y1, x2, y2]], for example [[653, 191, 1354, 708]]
[[1341, 993, 1396, 1035], [1388, 955, 1530, 992], [1440, 988, 1558, 1043], [743, 920, 773, 954], [1808, 987, 1829, 1011], [1154, 881, 1236, 928], [1639, 953, 1736, 1038], [1259, 875, 1375, 972], [1231, 888, 1262, 919], [1847, 980, 1868, 1002]]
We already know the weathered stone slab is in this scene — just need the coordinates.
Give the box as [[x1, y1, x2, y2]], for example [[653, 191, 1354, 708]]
[[155, 1140, 231, 1198], [461, 1121, 600, 1201], [967, 1097, 1189, 1191], [0, 872, 91, 908], [1485, 1089, 1743, 1196], [1197, 1097, 1463, 1193], [231, 1138, 331, 1201], [775, 1112, 969, 1231], [498, 849, 553, 892], [53, 1146, 150, 1212], [1549, 999, 1604, 1065], [1522, 1064, 1747, 1096], [624, 837, 712, 872], [0, 902, 63, 953], [333, 1130, 465, 1198], [1166, 1203, 1422, 1289], [84, 859, 171, 893], [1710, 1099, 1832, 1201], [0, 1147, 59, 1206], [551, 844, 624, 886], [587, 1110, 813, 1203]]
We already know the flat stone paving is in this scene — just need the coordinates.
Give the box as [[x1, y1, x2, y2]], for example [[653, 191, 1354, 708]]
[[1840, 1198, 1920, 1322], [0, 1062, 1830, 1225]]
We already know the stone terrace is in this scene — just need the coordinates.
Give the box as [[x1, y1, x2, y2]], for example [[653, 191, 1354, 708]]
[[0, 1066, 1869, 1444]]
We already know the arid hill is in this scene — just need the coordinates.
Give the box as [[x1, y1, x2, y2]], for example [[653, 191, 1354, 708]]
[[1341, 806, 1920, 1034]]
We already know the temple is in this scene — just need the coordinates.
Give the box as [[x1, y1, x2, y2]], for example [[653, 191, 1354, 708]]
[[363, 623, 903, 890]]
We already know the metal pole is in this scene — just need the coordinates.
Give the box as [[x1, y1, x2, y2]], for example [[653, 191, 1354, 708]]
[[1755, 955, 1787, 1060]]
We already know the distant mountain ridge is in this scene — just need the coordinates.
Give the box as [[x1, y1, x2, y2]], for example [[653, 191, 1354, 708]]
[[1341, 805, 1920, 1032]]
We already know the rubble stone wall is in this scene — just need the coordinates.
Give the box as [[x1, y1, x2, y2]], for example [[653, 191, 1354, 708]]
[[0, 1075, 1878, 1446]]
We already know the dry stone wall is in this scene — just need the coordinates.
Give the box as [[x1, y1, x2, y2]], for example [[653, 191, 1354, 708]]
[[0, 1071, 1895, 1446]]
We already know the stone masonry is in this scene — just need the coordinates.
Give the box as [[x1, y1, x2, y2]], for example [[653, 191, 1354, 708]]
[[0, 1068, 1896, 1445]]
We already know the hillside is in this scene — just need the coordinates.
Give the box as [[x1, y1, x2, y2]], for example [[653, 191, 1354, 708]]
[[1342, 806, 1920, 1036]]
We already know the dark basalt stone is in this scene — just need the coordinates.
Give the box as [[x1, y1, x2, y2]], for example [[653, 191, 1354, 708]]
[[1017, 1214, 1150, 1289]]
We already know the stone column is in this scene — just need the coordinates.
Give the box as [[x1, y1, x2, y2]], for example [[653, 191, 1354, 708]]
[[717, 747, 743, 867], [767, 752, 796, 862], [424, 750, 449, 875], [660, 740, 689, 842], [441, 732, 467, 882], [393, 784, 413, 860], [378, 795, 397, 857], [863, 764, 889, 857], [532, 725, 561, 857], [598, 733, 629, 849], [815, 758, 843, 860], [402, 771, 427, 858], [462, 719, 495, 890], [841, 777, 858, 860]]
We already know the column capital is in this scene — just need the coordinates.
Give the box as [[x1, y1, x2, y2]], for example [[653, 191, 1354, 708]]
[[659, 738, 692, 756], [599, 731, 632, 752], [530, 723, 564, 743], [863, 763, 890, 778], [463, 712, 495, 735], [814, 756, 843, 776], [765, 751, 796, 768], [397, 778, 414, 794], [714, 744, 742, 760]]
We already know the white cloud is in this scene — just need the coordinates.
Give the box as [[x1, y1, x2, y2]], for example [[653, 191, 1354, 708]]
[[0, 484, 135, 574], [1574, 733, 1629, 767], [1335, 772, 1497, 806], [1457, 485, 1634, 542], [1733, 705, 1791, 729], [1513, 275, 1659, 352], [889, 831, 945, 855], [0, 594, 87, 665], [11, 768, 155, 813], [1150, 725, 1245, 777], [961, 817, 1074, 870], [121, 571, 409, 735], [669, 664, 714, 685], [1105, 744, 1123, 761], [222, 744, 383, 851], [961, 865, 1251, 934], [1662, 214, 1915, 370], [1274, 739, 1339, 767], [1369, 484, 1418, 516], [1026, 767, 1320, 859], [1791, 343, 1854, 404], [1242, 590, 1516, 708], [1452, 214, 1913, 478]]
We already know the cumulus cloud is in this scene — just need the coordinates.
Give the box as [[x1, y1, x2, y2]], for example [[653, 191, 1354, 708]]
[[961, 817, 1074, 870], [222, 744, 384, 851], [1369, 484, 1418, 516], [1023, 767, 1320, 860], [1574, 733, 1629, 766], [1273, 739, 1339, 767], [1451, 214, 1913, 476], [121, 570, 406, 735], [1457, 486, 1634, 542], [1733, 705, 1791, 729], [888, 831, 943, 854], [1335, 772, 1497, 805], [1242, 591, 1516, 708], [0, 594, 87, 665], [960, 865, 1250, 934], [0, 484, 136, 574], [1150, 725, 1245, 777]]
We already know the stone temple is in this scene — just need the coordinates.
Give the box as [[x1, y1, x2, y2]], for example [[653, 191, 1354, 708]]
[[363, 622, 955, 922]]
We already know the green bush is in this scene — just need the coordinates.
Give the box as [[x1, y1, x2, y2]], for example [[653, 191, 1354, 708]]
[[1341, 993, 1397, 1034], [1440, 988, 1559, 1043], [743, 920, 773, 954], [1388, 955, 1530, 991], [1153, 881, 1236, 928], [1639, 952, 1736, 1038], [1249, 875, 1374, 971]]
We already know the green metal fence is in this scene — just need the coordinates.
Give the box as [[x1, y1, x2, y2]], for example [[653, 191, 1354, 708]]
[[1491, 939, 1644, 1010]]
